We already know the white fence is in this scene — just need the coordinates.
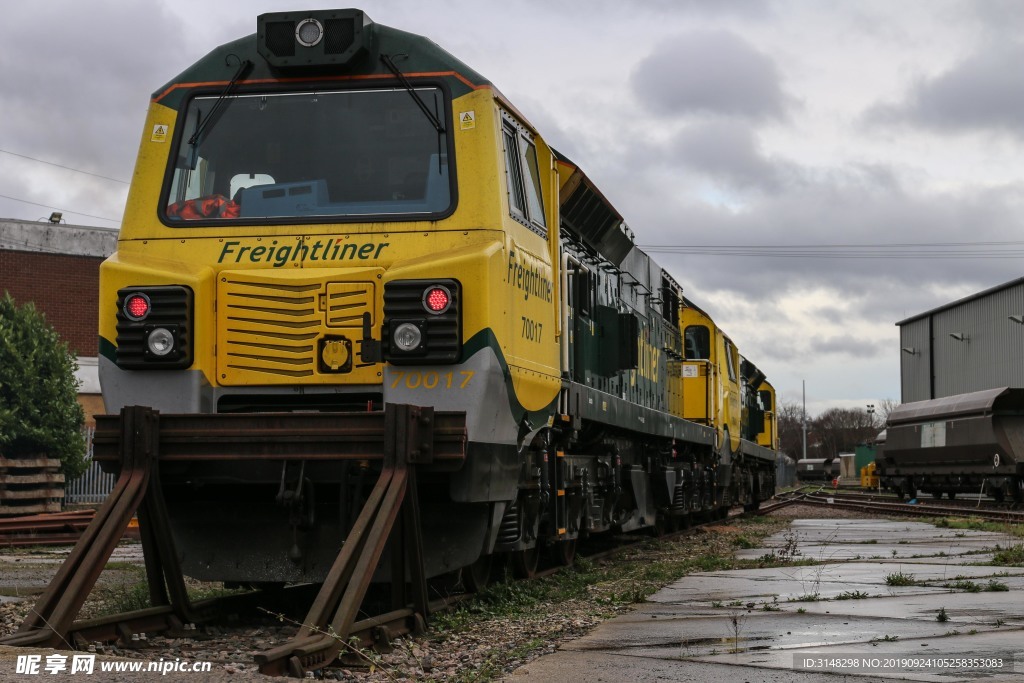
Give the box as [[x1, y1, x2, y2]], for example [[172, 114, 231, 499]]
[[64, 427, 116, 505]]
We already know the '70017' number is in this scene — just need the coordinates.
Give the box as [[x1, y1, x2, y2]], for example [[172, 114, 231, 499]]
[[521, 316, 543, 343], [390, 370, 475, 389]]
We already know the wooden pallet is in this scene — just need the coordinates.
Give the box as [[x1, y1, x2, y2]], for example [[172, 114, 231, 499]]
[[0, 455, 65, 516]]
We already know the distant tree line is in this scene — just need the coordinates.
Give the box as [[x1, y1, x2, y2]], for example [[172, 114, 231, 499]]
[[777, 399, 898, 462]]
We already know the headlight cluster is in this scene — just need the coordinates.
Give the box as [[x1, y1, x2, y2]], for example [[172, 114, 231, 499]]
[[383, 280, 461, 364], [115, 286, 194, 369]]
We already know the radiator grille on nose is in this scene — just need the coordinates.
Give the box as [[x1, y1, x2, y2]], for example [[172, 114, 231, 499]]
[[217, 270, 381, 385], [221, 278, 320, 379]]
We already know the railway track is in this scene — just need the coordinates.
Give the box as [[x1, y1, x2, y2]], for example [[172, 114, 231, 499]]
[[776, 490, 1024, 524], [0, 509, 139, 548]]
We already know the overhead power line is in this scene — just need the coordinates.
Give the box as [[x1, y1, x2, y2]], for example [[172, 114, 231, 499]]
[[640, 242, 1024, 259], [0, 193, 121, 224], [0, 148, 129, 184]]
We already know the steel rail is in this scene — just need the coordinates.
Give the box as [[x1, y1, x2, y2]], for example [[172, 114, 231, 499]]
[[795, 493, 1024, 523]]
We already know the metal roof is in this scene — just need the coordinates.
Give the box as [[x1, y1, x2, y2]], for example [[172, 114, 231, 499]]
[[896, 276, 1024, 326], [887, 386, 1023, 425]]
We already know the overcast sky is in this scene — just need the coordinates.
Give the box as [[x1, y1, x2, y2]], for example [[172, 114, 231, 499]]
[[1, 0, 1021, 416]]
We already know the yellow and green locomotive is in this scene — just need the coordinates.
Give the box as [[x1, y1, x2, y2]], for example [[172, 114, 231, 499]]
[[98, 9, 777, 584]]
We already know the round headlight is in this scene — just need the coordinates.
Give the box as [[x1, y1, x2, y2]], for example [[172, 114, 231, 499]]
[[147, 327, 175, 356], [295, 18, 324, 47], [393, 323, 423, 352]]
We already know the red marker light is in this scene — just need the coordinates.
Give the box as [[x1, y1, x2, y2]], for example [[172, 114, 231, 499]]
[[124, 293, 151, 320], [423, 286, 451, 314]]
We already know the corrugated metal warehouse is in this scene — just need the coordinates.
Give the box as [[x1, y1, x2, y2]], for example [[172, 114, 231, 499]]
[[897, 277, 1024, 403]]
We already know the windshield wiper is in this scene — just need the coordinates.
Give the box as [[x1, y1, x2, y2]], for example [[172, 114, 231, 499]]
[[380, 53, 446, 134], [188, 55, 254, 148]]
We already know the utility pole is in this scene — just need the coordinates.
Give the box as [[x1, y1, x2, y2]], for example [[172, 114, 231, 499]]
[[802, 380, 807, 461]]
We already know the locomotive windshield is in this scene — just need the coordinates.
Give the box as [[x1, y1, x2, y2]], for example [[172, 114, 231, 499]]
[[164, 87, 452, 223]]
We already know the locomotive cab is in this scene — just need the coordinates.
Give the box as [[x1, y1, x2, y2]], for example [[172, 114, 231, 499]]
[[99, 8, 563, 583]]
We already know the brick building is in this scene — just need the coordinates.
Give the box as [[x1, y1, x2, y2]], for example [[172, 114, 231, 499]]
[[0, 218, 118, 423]]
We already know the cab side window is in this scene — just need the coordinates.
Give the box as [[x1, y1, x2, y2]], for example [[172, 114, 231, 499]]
[[724, 339, 738, 381], [502, 113, 547, 236], [684, 325, 710, 360]]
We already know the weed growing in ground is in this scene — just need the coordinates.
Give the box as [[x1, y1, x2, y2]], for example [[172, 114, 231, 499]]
[[727, 613, 746, 653], [930, 518, 1024, 538], [990, 544, 1024, 566], [946, 579, 981, 592], [834, 590, 869, 600], [733, 536, 757, 549], [885, 571, 916, 586], [937, 607, 949, 622]]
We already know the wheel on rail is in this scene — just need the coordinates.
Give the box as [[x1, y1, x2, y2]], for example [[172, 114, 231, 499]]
[[947, 491, 956, 500], [1013, 479, 1023, 504], [649, 511, 674, 536], [461, 553, 493, 593], [550, 538, 577, 567], [992, 487, 1005, 503], [427, 569, 462, 597], [511, 545, 541, 579]]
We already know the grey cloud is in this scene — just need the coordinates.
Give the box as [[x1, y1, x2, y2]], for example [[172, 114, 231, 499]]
[[614, 156, 1024, 326], [630, 31, 790, 121], [519, 0, 775, 19], [863, 40, 1024, 138], [970, 0, 1024, 37], [667, 120, 788, 192], [0, 2, 191, 221], [810, 335, 890, 359]]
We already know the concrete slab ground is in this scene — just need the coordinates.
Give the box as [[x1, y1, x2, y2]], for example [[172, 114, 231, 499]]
[[505, 519, 1024, 682]]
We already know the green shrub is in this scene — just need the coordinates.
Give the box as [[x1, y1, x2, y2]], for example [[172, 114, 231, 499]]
[[0, 292, 86, 478]]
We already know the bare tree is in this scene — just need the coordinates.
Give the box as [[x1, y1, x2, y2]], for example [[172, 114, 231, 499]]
[[812, 407, 878, 459], [877, 398, 900, 425], [777, 400, 806, 461]]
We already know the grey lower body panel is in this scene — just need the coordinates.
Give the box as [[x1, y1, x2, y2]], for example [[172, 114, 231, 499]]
[[566, 382, 714, 445]]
